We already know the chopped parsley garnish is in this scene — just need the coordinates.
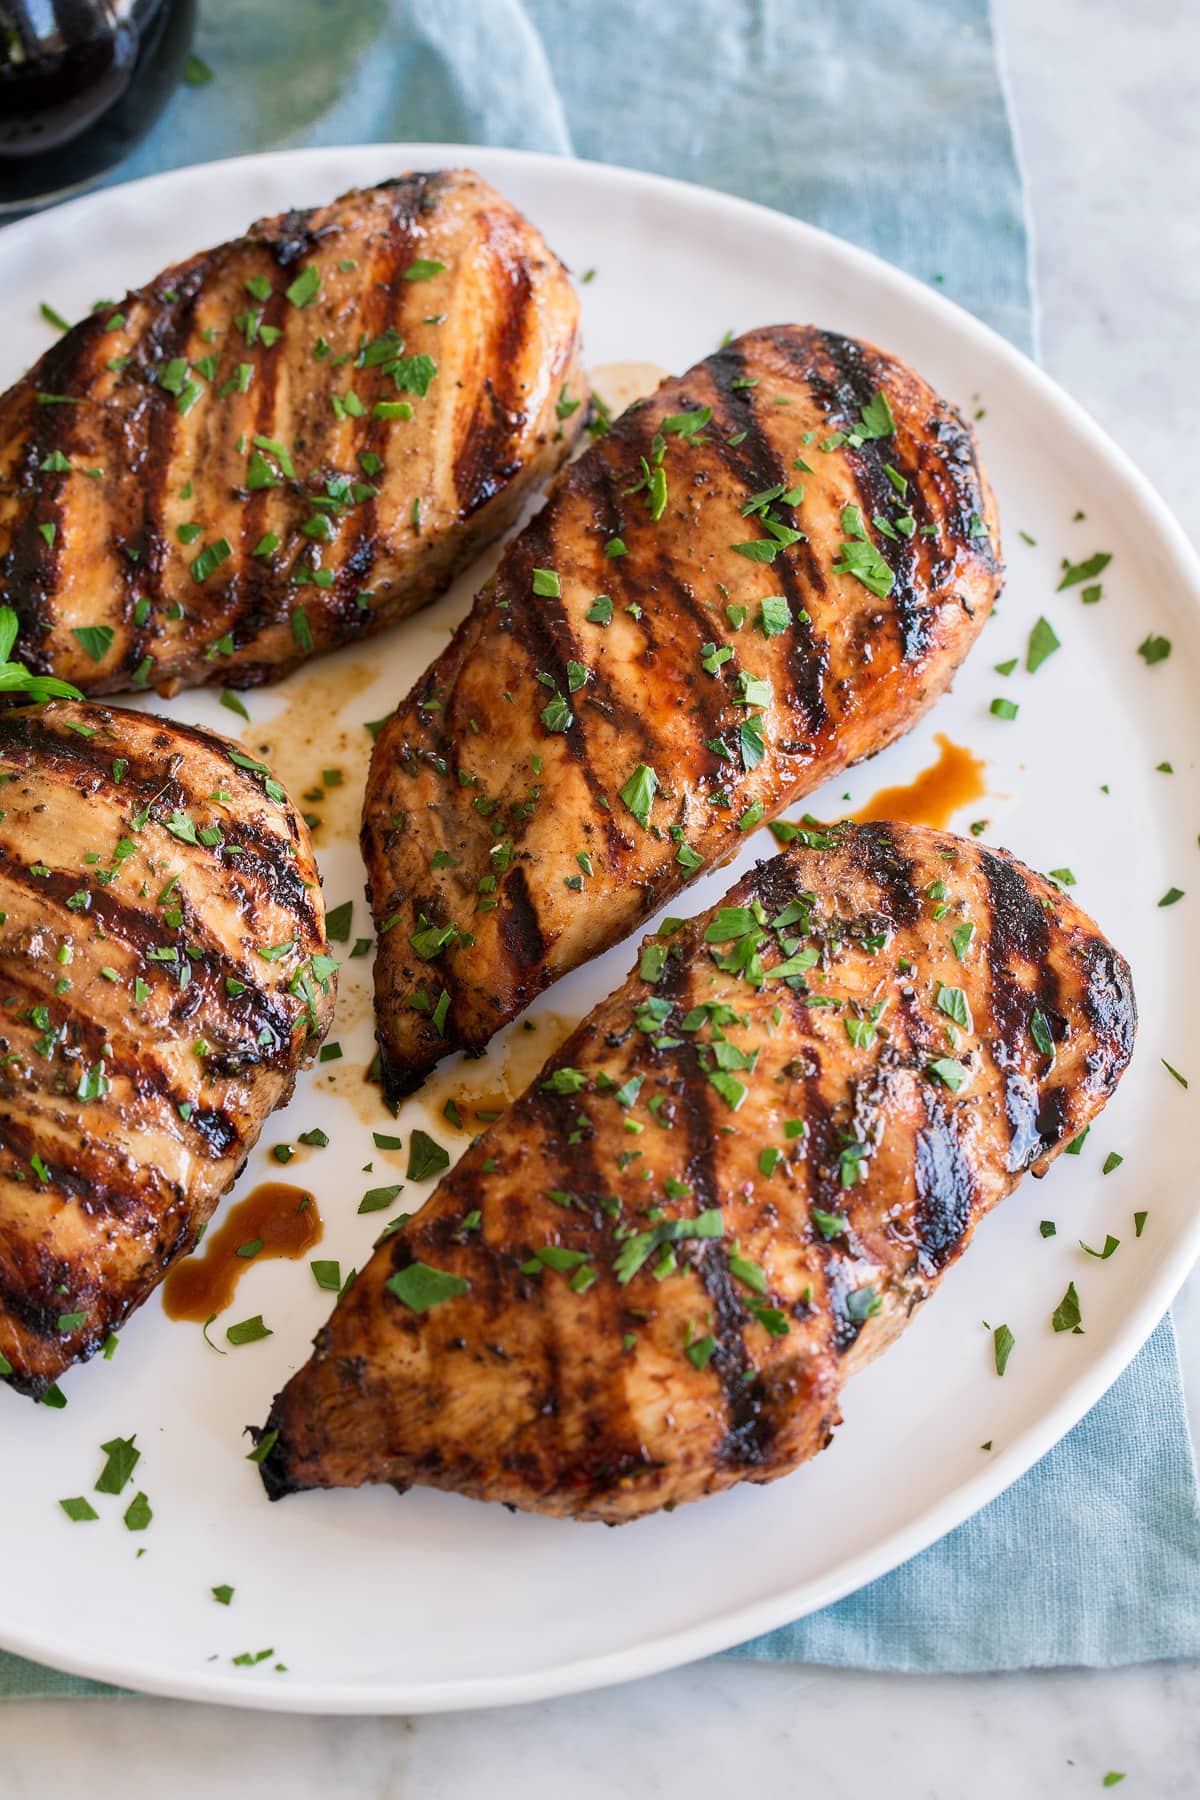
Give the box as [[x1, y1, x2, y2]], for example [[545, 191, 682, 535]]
[[993, 1323, 1014, 1376], [1057, 551, 1110, 590], [59, 1497, 99, 1522], [1051, 1282, 1082, 1333], [191, 538, 232, 585], [226, 1315, 272, 1346], [386, 1262, 469, 1312], [95, 1434, 140, 1494], [0, 606, 82, 705], [926, 1057, 969, 1093], [285, 265, 321, 309], [1030, 1008, 1056, 1059], [1026, 616, 1061, 672], [1137, 634, 1171, 666], [619, 762, 658, 829], [831, 534, 894, 598], [71, 625, 114, 663], [406, 1129, 450, 1181], [124, 1491, 152, 1532], [359, 1184, 403, 1214]]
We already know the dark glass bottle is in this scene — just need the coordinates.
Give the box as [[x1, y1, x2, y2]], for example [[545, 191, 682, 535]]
[[0, 0, 197, 213]]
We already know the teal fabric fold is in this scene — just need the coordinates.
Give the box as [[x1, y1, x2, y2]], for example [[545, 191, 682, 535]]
[[4, 0, 1196, 1698]]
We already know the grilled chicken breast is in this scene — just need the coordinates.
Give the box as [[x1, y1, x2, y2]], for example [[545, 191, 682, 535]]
[[0, 169, 585, 697], [364, 325, 1000, 1098], [0, 701, 334, 1397], [258, 822, 1134, 1521]]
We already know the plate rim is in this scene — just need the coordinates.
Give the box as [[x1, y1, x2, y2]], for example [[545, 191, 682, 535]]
[[2, 139, 1198, 1714]]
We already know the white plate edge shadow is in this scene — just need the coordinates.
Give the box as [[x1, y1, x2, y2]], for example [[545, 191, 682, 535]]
[[0, 142, 1197, 1713]]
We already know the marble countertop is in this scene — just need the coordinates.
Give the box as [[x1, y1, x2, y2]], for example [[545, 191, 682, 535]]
[[3, 0, 1198, 1791]]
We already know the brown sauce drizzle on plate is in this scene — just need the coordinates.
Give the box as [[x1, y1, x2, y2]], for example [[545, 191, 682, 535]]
[[851, 734, 986, 829], [162, 1183, 323, 1323]]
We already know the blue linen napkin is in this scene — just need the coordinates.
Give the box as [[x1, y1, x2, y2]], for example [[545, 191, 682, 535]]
[[3, 0, 1197, 1698]]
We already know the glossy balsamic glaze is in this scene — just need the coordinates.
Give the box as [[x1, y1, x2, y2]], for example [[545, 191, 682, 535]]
[[161, 1182, 323, 1323], [852, 733, 986, 829]]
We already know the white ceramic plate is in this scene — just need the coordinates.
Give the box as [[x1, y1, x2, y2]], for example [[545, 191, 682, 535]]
[[1, 145, 1197, 1714]]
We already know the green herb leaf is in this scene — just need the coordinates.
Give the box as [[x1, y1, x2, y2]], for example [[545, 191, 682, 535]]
[[936, 985, 972, 1031], [390, 353, 438, 396], [71, 624, 114, 664], [406, 1129, 450, 1182], [619, 762, 658, 830], [1030, 1008, 1056, 1058], [832, 536, 894, 598], [926, 1057, 969, 1093], [226, 1315, 272, 1346], [359, 1184, 403, 1214], [95, 1434, 140, 1495], [123, 1491, 152, 1532], [951, 921, 975, 961], [993, 1323, 1014, 1376], [1057, 551, 1110, 590], [285, 266, 321, 309], [59, 1496, 99, 1522], [1026, 616, 1061, 673], [386, 1261, 469, 1312], [857, 391, 896, 439], [1051, 1282, 1082, 1333]]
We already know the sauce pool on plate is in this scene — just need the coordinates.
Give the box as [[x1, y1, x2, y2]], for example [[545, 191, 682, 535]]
[[161, 1182, 323, 1323], [851, 734, 986, 829]]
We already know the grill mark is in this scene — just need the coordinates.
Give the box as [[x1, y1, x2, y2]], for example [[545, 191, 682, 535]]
[[760, 830, 906, 1355], [0, 1262, 65, 1347], [0, 708, 319, 926], [704, 349, 830, 736], [981, 847, 1068, 1173], [0, 1110, 177, 1224], [4, 325, 104, 653], [0, 938, 297, 1084], [549, 446, 722, 821], [658, 954, 771, 1468], [338, 175, 435, 602], [453, 206, 535, 516], [0, 842, 305, 1028], [121, 281, 205, 679], [498, 862, 547, 979], [232, 273, 295, 649], [523, 1078, 649, 1495], [912, 1084, 977, 1274], [850, 821, 924, 927], [497, 510, 645, 859], [1077, 935, 1137, 1073], [803, 330, 930, 660]]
